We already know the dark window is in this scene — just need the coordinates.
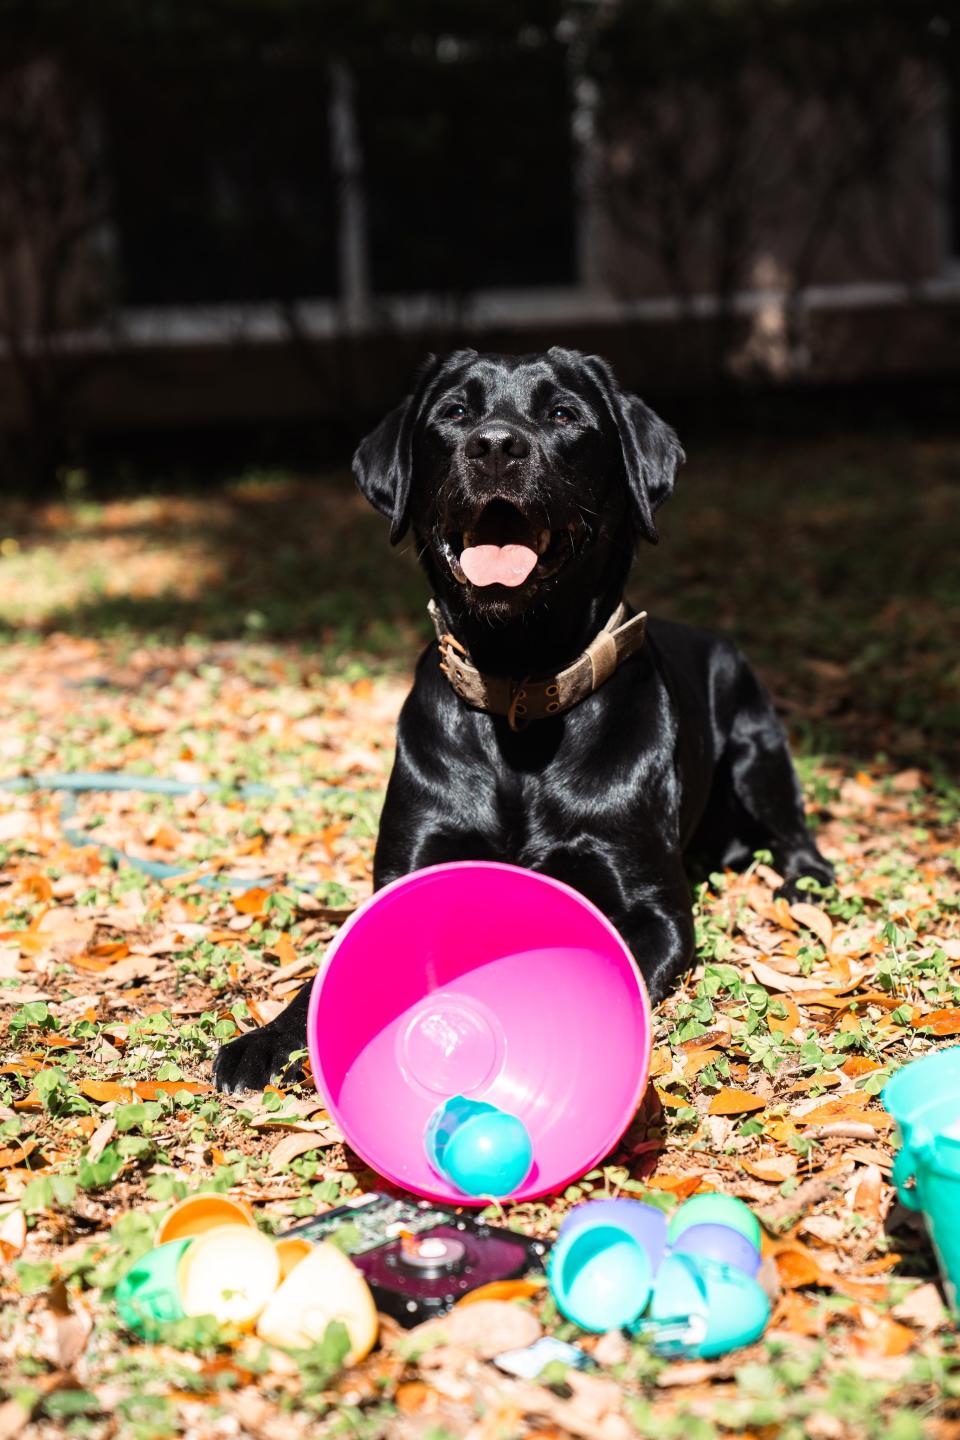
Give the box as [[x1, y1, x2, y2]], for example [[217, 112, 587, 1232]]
[[105, 61, 336, 305], [359, 38, 575, 294], [103, 39, 575, 305]]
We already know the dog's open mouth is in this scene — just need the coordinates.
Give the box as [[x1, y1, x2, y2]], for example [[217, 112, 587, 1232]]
[[439, 499, 582, 590]]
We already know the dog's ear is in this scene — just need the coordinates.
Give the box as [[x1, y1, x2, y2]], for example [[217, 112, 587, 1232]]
[[353, 354, 445, 544], [583, 354, 684, 545]]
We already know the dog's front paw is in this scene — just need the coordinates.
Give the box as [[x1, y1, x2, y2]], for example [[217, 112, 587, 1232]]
[[213, 1024, 304, 1094]]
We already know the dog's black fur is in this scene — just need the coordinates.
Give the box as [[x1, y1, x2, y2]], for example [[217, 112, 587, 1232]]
[[214, 347, 833, 1093]]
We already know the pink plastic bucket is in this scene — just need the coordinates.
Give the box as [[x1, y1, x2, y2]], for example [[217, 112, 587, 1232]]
[[306, 861, 652, 1203]]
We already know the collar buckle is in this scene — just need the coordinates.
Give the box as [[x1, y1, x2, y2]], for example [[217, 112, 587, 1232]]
[[506, 679, 531, 733]]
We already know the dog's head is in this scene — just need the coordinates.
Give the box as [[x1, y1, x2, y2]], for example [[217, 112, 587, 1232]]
[[353, 347, 683, 619]]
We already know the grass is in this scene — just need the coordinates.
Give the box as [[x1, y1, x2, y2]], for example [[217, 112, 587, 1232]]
[[0, 430, 958, 1438]]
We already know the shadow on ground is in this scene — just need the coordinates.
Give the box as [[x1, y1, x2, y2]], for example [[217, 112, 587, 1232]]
[[0, 431, 957, 766]]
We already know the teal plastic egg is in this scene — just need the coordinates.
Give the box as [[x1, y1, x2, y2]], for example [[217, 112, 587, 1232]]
[[549, 1224, 653, 1332], [435, 1107, 533, 1197], [648, 1252, 770, 1358]]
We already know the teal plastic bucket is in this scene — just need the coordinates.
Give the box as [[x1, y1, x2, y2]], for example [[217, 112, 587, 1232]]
[[884, 1045, 960, 1186], [884, 1048, 960, 1313]]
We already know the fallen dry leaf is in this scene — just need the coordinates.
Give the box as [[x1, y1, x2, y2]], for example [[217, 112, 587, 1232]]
[[750, 957, 835, 994], [644, 1174, 705, 1199], [37, 1302, 93, 1370], [242, 1093, 330, 1128], [269, 932, 298, 967], [708, 1086, 767, 1116], [411, 1300, 541, 1359], [915, 1008, 960, 1037], [890, 768, 924, 792], [648, 1046, 672, 1078], [742, 1154, 798, 1183], [767, 997, 802, 1035], [456, 1278, 546, 1307], [851, 1164, 886, 1223], [654, 1087, 690, 1111], [79, 1079, 134, 1104], [892, 1283, 948, 1330], [655, 1360, 722, 1388], [0, 1139, 38, 1168], [801, 1214, 845, 1243], [86, 1118, 117, 1163], [787, 1073, 843, 1093], [844, 1144, 893, 1170], [774, 1244, 826, 1289], [771, 1291, 826, 1336], [841, 1055, 882, 1078], [267, 1128, 339, 1173], [789, 902, 834, 951], [133, 1080, 212, 1100], [682, 1048, 722, 1080], [103, 953, 159, 985], [0, 1209, 26, 1260], [849, 1306, 916, 1357], [394, 1381, 441, 1415], [798, 1096, 893, 1131], [234, 887, 271, 916]]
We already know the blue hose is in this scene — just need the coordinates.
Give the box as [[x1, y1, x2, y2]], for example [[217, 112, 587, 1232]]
[[0, 771, 378, 893], [0, 772, 331, 799]]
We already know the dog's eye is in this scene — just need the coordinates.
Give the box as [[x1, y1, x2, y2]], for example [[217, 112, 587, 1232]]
[[549, 405, 577, 424], [443, 403, 467, 421]]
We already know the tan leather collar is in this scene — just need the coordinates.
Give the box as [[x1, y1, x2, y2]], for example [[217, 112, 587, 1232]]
[[428, 598, 647, 731]]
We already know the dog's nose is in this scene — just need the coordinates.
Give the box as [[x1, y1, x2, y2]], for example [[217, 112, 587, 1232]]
[[464, 427, 530, 472]]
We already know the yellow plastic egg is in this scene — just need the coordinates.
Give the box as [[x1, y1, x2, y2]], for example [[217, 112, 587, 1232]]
[[177, 1224, 280, 1329], [256, 1241, 378, 1363]]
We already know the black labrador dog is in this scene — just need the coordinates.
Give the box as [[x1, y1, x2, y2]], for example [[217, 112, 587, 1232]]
[[214, 347, 833, 1093]]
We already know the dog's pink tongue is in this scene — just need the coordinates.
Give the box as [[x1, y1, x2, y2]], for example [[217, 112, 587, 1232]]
[[460, 544, 538, 588]]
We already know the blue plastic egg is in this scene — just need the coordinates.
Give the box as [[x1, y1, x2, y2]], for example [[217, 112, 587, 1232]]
[[670, 1221, 761, 1277]]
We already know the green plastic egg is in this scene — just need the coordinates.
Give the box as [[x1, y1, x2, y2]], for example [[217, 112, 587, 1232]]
[[116, 1238, 191, 1336], [668, 1193, 761, 1250]]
